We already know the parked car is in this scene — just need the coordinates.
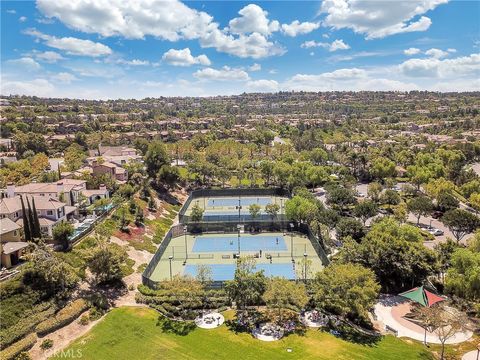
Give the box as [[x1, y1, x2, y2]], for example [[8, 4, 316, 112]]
[[426, 226, 444, 236]]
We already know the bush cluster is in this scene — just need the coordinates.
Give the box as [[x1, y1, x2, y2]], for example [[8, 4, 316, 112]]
[[0, 333, 37, 360], [35, 299, 89, 336], [0, 306, 56, 348]]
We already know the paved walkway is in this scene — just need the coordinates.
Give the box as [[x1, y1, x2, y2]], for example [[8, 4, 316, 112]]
[[463, 350, 479, 360], [374, 295, 473, 345]]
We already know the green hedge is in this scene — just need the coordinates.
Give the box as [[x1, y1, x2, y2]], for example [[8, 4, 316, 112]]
[[35, 299, 89, 337], [0, 306, 56, 348], [0, 333, 37, 360]]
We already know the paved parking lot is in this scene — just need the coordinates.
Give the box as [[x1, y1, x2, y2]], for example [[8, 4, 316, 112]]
[[407, 213, 474, 248]]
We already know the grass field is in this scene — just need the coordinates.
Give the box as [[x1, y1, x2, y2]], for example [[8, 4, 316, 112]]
[[57, 307, 434, 360]]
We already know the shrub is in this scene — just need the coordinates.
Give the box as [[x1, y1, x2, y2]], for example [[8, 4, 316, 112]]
[[15, 352, 31, 360], [88, 307, 105, 321], [79, 314, 90, 326], [40, 339, 53, 350], [0, 333, 37, 360], [87, 292, 109, 311], [35, 299, 89, 336]]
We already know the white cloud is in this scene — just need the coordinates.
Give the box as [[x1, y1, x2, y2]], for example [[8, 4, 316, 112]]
[[7, 57, 41, 70], [447, 48, 457, 53], [281, 20, 320, 37], [36, 17, 55, 24], [425, 48, 449, 59], [399, 53, 480, 78], [319, 0, 448, 39], [34, 51, 65, 63], [1, 78, 55, 97], [117, 59, 150, 66], [24, 29, 112, 57], [51, 72, 78, 83], [246, 79, 279, 92], [228, 4, 279, 35], [404, 47, 421, 56], [162, 48, 211, 67], [36, 0, 214, 41], [301, 39, 350, 52], [6, 9, 16, 14], [199, 30, 285, 59], [249, 63, 261, 71], [284, 68, 419, 91], [330, 39, 350, 51], [36, 0, 285, 59], [193, 66, 250, 81], [19, 16, 27, 22]]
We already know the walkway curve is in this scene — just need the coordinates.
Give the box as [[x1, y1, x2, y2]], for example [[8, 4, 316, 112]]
[[374, 295, 473, 345]]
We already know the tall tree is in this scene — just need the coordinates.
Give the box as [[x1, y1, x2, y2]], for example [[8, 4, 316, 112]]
[[338, 218, 438, 292], [312, 263, 380, 322], [53, 221, 74, 251], [407, 196, 433, 224], [225, 257, 267, 310], [20, 195, 31, 241], [144, 141, 169, 178], [263, 277, 308, 324], [441, 209, 480, 242], [84, 240, 128, 284], [31, 197, 41, 239], [353, 200, 378, 225], [26, 197, 39, 240]]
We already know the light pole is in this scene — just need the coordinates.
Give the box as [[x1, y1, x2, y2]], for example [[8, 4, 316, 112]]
[[289, 223, 294, 259], [184, 225, 188, 263], [280, 198, 284, 217], [168, 255, 173, 281], [303, 253, 308, 282], [237, 224, 241, 256], [476, 343, 480, 360], [236, 197, 242, 223]]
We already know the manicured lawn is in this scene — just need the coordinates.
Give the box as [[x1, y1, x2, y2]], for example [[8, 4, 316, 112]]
[[57, 307, 433, 360]]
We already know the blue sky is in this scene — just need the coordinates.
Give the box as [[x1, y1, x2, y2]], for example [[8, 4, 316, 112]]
[[1, 0, 479, 99]]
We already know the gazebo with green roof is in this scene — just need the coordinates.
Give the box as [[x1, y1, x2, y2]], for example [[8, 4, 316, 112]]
[[399, 286, 445, 307]]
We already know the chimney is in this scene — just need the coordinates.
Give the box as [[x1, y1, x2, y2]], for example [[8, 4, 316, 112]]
[[92, 159, 98, 167], [56, 181, 64, 195], [99, 184, 106, 191], [6, 183, 15, 198]]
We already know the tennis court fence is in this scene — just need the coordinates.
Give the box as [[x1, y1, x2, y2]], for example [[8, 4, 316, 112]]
[[142, 220, 330, 288], [178, 187, 291, 224]]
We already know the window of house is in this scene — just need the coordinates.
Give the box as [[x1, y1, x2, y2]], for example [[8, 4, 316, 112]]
[[47, 210, 53, 215]]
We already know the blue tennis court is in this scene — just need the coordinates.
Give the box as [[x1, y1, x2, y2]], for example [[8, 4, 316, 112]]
[[192, 234, 287, 252], [184, 263, 295, 281], [207, 197, 272, 207]]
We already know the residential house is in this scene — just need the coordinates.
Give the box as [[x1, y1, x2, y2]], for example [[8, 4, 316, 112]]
[[4, 179, 87, 206], [0, 195, 74, 237], [81, 184, 110, 205], [91, 160, 128, 182], [0, 218, 28, 268]]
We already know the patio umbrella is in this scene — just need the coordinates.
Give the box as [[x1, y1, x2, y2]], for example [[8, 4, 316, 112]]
[[399, 286, 444, 307]]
